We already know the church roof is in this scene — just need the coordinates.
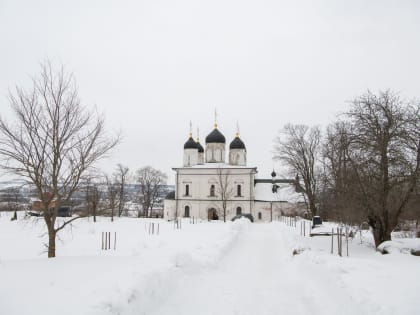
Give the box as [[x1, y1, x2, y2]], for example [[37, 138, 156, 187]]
[[172, 163, 257, 170], [254, 183, 304, 203], [205, 128, 226, 144], [196, 141, 204, 153], [184, 136, 198, 149], [229, 136, 246, 150]]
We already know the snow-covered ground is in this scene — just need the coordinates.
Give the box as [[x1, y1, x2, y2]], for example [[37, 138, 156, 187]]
[[0, 212, 419, 315]]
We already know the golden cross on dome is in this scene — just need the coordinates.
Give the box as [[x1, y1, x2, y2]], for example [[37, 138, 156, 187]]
[[214, 108, 218, 128], [189, 120, 192, 138]]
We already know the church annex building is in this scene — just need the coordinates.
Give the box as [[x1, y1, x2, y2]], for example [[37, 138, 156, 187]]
[[164, 121, 306, 221]]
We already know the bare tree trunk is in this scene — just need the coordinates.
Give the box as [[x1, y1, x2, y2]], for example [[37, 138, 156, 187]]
[[93, 200, 97, 223], [216, 167, 233, 222], [48, 230, 56, 258], [46, 220, 57, 258], [370, 218, 392, 247]]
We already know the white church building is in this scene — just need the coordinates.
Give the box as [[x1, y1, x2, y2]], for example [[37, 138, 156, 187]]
[[163, 122, 306, 222]]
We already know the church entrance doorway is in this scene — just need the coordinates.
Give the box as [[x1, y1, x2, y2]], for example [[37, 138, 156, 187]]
[[208, 208, 219, 221]]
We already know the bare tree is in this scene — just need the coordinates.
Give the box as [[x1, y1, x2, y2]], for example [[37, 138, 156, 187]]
[[104, 173, 118, 221], [216, 167, 234, 222], [0, 61, 119, 257], [85, 177, 103, 223], [114, 164, 129, 217], [344, 90, 420, 247], [136, 166, 167, 218], [273, 124, 321, 216], [319, 121, 364, 224]]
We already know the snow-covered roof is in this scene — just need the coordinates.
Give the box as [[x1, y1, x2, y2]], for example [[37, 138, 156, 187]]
[[173, 163, 257, 170], [254, 183, 304, 203]]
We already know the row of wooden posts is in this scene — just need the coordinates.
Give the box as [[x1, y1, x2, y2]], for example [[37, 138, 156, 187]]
[[280, 215, 298, 227], [280, 215, 311, 236], [101, 231, 116, 250], [331, 227, 349, 257], [280, 215, 350, 257], [144, 222, 160, 235]]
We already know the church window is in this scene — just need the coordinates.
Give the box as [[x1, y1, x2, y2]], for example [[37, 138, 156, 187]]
[[184, 206, 190, 217], [237, 185, 242, 196], [236, 207, 242, 215], [185, 184, 190, 196], [258, 212, 262, 220], [210, 185, 215, 196]]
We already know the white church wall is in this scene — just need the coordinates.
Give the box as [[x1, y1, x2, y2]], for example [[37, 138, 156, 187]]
[[253, 201, 306, 221], [163, 199, 176, 218], [168, 166, 256, 220], [229, 149, 246, 166], [205, 143, 226, 163], [198, 152, 204, 164], [183, 149, 198, 167]]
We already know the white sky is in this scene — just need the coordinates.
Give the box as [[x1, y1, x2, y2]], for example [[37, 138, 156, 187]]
[[1, 0, 419, 184]]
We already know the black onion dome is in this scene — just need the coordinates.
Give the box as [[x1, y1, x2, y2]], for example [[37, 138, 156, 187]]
[[271, 170, 277, 178], [229, 136, 246, 150], [205, 128, 226, 144], [196, 141, 204, 153], [165, 191, 175, 200], [184, 136, 198, 149]]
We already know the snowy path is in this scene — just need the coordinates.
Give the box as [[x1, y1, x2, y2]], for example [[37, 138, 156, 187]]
[[150, 223, 364, 315]]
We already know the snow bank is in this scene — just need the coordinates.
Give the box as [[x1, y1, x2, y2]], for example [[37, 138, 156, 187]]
[[274, 218, 420, 315], [377, 239, 420, 255], [0, 213, 248, 315]]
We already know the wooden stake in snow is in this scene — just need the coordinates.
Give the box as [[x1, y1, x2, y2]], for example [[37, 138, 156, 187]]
[[114, 232, 117, 250], [337, 228, 340, 256], [337, 228, 342, 257], [346, 226, 349, 257], [101, 232, 117, 250]]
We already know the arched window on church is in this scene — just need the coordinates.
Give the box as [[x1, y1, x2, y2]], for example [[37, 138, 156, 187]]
[[210, 185, 215, 197], [258, 212, 262, 220], [237, 185, 242, 196], [236, 207, 242, 215], [184, 206, 190, 218]]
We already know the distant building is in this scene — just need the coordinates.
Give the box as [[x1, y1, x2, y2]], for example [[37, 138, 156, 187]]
[[164, 120, 306, 221]]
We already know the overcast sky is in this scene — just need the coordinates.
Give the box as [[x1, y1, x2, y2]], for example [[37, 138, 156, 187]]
[[1, 0, 419, 184]]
